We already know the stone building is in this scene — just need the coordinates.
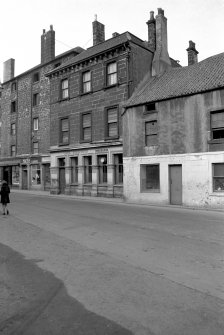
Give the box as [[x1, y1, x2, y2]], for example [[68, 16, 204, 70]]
[[46, 11, 179, 197], [0, 26, 83, 190], [123, 15, 224, 209]]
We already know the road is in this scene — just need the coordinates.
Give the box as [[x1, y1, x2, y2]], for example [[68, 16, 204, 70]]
[[0, 191, 224, 335]]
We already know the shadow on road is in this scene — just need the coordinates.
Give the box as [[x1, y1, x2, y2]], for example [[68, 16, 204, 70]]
[[0, 243, 134, 335]]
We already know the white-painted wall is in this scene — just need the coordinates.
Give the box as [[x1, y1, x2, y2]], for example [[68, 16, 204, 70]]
[[124, 151, 224, 209]]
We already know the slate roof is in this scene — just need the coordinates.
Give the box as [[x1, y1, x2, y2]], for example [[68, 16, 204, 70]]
[[47, 32, 151, 75], [125, 52, 224, 107]]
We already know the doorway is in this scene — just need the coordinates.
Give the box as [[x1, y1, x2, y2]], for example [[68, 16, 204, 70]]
[[22, 166, 28, 190], [169, 165, 182, 205]]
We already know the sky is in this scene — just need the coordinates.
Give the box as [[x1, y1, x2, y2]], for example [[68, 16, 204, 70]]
[[1, 0, 224, 81]]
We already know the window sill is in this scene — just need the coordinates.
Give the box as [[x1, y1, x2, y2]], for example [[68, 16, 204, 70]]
[[80, 139, 92, 144], [80, 91, 92, 96], [209, 192, 224, 197], [58, 143, 69, 146], [59, 97, 70, 102], [104, 136, 119, 141], [104, 83, 118, 90], [141, 189, 160, 193], [208, 139, 224, 144]]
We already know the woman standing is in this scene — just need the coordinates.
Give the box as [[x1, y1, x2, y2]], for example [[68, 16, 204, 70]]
[[0, 180, 10, 215]]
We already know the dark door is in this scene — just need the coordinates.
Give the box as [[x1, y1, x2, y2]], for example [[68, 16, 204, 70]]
[[59, 168, 65, 194], [169, 165, 182, 205], [22, 167, 28, 190]]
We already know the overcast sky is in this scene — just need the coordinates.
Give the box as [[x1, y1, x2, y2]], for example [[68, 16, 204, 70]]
[[1, 0, 224, 81]]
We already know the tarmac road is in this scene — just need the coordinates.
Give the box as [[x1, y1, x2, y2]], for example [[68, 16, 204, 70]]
[[0, 191, 224, 335]]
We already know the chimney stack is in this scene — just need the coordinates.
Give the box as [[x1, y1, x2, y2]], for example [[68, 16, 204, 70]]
[[3, 58, 15, 83], [146, 11, 156, 51], [152, 8, 171, 76], [186, 41, 198, 65], [41, 25, 55, 64], [92, 15, 105, 46]]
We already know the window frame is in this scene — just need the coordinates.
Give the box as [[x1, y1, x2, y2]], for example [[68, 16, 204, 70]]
[[113, 153, 123, 185], [97, 155, 108, 184], [81, 70, 92, 94], [81, 112, 92, 143], [11, 145, 16, 157], [210, 110, 224, 141], [105, 106, 119, 139], [33, 141, 39, 154], [145, 120, 158, 146], [140, 164, 160, 193], [11, 123, 16, 135], [33, 117, 39, 131], [83, 156, 92, 184], [212, 163, 224, 192], [61, 78, 69, 100], [70, 157, 78, 184], [11, 82, 17, 92], [33, 72, 40, 83], [11, 100, 17, 113], [33, 92, 40, 107], [59, 117, 69, 145], [105, 61, 118, 87]]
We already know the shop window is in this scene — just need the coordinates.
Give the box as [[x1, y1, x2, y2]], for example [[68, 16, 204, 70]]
[[33, 93, 40, 106], [141, 164, 160, 192], [106, 61, 117, 86], [31, 164, 41, 185], [33, 117, 39, 131], [82, 71, 91, 93], [60, 118, 69, 145], [84, 156, 92, 183], [11, 123, 16, 135], [114, 153, 123, 184], [33, 141, 39, 154], [12, 166, 19, 185], [106, 107, 118, 138], [98, 155, 107, 184], [213, 163, 224, 192], [211, 111, 224, 139], [81, 113, 91, 142], [61, 78, 69, 99], [71, 157, 78, 183], [145, 120, 158, 146], [11, 101, 16, 113], [11, 145, 16, 156]]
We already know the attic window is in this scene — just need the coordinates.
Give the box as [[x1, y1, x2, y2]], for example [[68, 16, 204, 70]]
[[145, 103, 156, 112]]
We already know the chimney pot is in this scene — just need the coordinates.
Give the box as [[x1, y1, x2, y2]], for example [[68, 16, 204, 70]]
[[150, 11, 155, 20], [186, 40, 199, 65], [158, 8, 164, 15]]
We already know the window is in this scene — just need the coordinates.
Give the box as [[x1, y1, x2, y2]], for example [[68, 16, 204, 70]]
[[81, 113, 91, 142], [114, 154, 123, 184], [12, 166, 19, 185], [213, 163, 224, 192], [71, 157, 78, 183], [11, 101, 16, 113], [211, 111, 224, 139], [33, 93, 40, 106], [33, 142, 39, 154], [54, 62, 61, 68], [11, 145, 16, 157], [106, 107, 118, 138], [145, 103, 156, 112], [33, 72, 40, 82], [61, 78, 69, 99], [145, 120, 158, 146], [82, 71, 91, 93], [98, 155, 107, 184], [31, 164, 41, 185], [11, 82, 17, 92], [106, 62, 117, 86], [84, 156, 92, 183], [33, 118, 39, 131], [60, 118, 69, 145], [141, 164, 160, 192], [11, 123, 16, 135]]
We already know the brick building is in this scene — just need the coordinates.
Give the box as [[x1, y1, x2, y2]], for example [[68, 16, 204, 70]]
[[46, 12, 179, 197], [123, 12, 224, 208], [0, 26, 83, 190]]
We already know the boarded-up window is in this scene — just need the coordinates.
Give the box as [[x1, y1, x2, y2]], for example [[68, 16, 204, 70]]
[[145, 120, 158, 146]]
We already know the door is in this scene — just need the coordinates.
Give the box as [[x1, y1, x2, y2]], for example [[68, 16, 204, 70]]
[[169, 165, 182, 205], [22, 167, 28, 190], [59, 168, 65, 194]]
